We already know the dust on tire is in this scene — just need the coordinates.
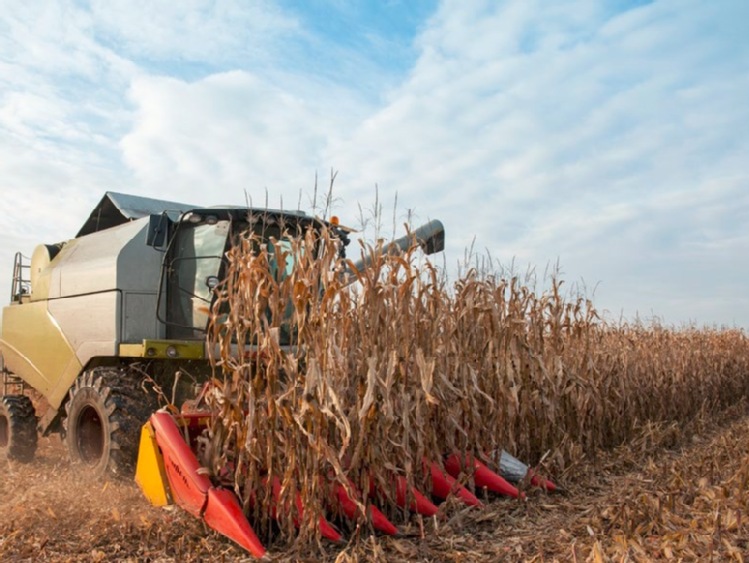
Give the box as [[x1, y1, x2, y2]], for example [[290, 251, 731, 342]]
[[63, 366, 155, 478], [0, 394, 38, 462]]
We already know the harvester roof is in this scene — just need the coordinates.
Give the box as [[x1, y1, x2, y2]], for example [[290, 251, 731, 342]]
[[76, 192, 196, 237], [77, 192, 197, 237], [76, 192, 325, 238]]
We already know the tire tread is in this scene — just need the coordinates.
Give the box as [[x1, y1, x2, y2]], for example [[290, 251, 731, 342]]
[[64, 366, 156, 477], [0, 394, 38, 463]]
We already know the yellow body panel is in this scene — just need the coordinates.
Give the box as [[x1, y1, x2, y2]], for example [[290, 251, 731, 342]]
[[0, 301, 81, 401], [135, 421, 172, 507], [119, 340, 206, 360], [29, 242, 66, 302]]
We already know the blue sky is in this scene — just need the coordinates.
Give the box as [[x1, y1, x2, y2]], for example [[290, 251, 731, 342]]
[[0, 0, 747, 328]]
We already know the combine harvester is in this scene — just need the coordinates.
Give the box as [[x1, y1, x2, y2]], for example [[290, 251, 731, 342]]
[[0, 193, 555, 559]]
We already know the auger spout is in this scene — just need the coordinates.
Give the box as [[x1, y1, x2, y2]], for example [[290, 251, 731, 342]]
[[346, 219, 445, 280]]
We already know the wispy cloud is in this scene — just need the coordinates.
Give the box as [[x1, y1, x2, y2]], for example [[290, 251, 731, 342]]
[[322, 0, 749, 325], [0, 0, 747, 327], [120, 71, 358, 202], [87, 0, 298, 70]]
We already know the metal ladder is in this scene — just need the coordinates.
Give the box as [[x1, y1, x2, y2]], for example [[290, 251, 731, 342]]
[[2, 371, 26, 395], [3, 252, 30, 395], [10, 251, 30, 302]]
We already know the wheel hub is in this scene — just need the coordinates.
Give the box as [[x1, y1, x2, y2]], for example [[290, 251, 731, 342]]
[[76, 405, 104, 465]]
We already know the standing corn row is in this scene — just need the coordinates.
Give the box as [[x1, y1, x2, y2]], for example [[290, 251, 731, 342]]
[[205, 222, 749, 549]]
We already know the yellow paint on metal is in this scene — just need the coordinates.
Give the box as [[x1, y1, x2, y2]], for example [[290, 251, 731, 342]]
[[134, 420, 172, 507], [0, 301, 80, 401], [118, 343, 145, 357], [30, 244, 56, 301], [118, 339, 205, 360]]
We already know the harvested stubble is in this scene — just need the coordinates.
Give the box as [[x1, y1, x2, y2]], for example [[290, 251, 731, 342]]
[[203, 222, 749, 553], [4, 395, 749, 561]]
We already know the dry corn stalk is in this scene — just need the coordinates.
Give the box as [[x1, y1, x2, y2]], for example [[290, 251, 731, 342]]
[[205, 218, 749, 550]]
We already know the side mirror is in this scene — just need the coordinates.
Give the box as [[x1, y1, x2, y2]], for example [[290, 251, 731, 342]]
[[146, 213, 172, 248]]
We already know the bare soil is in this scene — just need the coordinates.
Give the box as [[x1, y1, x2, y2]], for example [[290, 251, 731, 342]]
[[2, 407, 749, 562]]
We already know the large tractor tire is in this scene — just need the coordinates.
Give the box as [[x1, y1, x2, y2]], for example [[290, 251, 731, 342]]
[[64, 367, 155, 478], [0, 394, 38, 462]]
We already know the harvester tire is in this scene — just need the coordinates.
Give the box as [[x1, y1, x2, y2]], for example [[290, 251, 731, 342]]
[[64, 367, 155, 478], [0, 394, 38, 463]]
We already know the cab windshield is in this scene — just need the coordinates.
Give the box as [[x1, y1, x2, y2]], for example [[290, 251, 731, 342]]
[[164, 214, 313, 340], [166, 220, 229, 339]]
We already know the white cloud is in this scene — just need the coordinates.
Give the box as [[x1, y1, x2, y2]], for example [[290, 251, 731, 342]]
[[86, 0, 297, 66], [320, 0, 749, 326], [0, 0, 747, 329], [120, 71, 362, 206]]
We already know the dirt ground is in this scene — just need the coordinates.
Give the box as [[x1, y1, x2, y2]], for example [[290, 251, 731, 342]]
[[2, 408, 749, 562]]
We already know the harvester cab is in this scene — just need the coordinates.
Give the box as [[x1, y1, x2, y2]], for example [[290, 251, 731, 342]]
[[148, 207, 346, 341]]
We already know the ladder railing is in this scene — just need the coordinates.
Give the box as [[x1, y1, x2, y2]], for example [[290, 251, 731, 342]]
[[2, 370, 26, 395], [10, 251, 30, 302]]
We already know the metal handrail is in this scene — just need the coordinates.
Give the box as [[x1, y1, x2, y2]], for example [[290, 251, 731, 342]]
[[2, 371, 26, 395], [10, 251, 30, 302]]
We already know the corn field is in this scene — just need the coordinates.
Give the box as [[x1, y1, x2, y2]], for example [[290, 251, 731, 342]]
[[203, 220, 749, 551]]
